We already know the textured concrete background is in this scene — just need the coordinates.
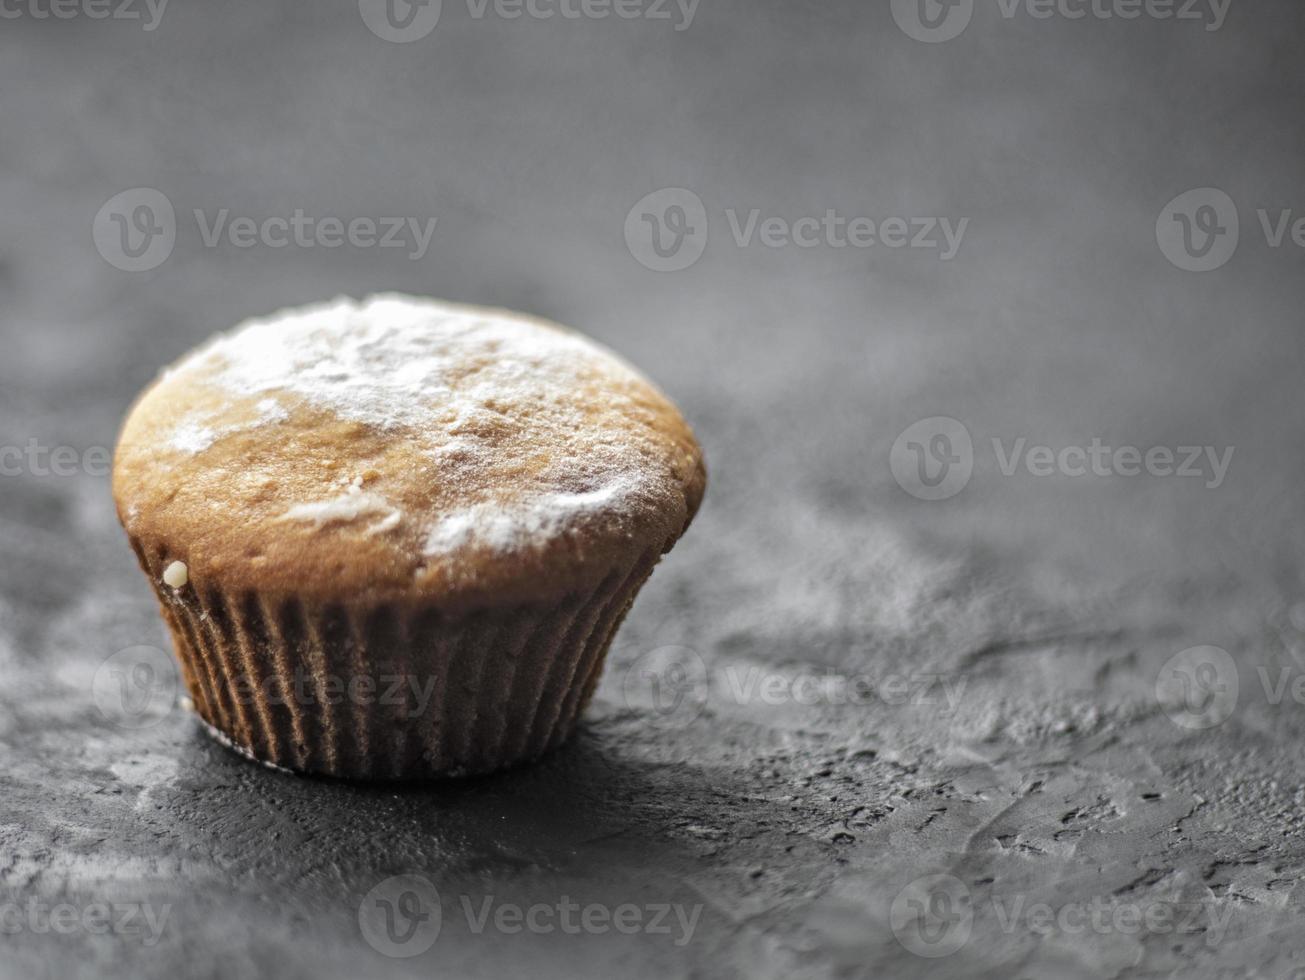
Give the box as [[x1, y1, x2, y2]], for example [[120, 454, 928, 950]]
[[2, 1, 1305, 977]]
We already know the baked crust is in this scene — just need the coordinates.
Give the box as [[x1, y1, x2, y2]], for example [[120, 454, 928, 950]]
[[112, 295, 706, 614]]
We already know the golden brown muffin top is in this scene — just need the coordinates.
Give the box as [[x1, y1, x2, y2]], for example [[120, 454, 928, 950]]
[[113, 295, 706, 611]]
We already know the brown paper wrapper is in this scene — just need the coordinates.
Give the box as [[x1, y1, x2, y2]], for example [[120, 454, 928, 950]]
[[130, 539, 658, 780]]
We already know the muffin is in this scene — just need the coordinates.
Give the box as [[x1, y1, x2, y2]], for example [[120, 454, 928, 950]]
[[112, 295, 706, 779]]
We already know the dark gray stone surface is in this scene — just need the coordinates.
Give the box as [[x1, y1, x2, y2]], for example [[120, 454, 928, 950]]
[[2, 1, 1304, 976]]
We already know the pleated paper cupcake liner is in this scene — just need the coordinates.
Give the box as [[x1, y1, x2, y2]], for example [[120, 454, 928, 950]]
[[130, 538, 660, 780]]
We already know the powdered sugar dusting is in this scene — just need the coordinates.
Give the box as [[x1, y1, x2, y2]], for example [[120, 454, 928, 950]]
[[166, 294, 679, 556], [170, 421, 217, 453], [255, 398, 289, 423], [423, 478, 633, 556], [280, 486, 402, 536], [167, 396, 288, 455], [178, 294, 605, 432]]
